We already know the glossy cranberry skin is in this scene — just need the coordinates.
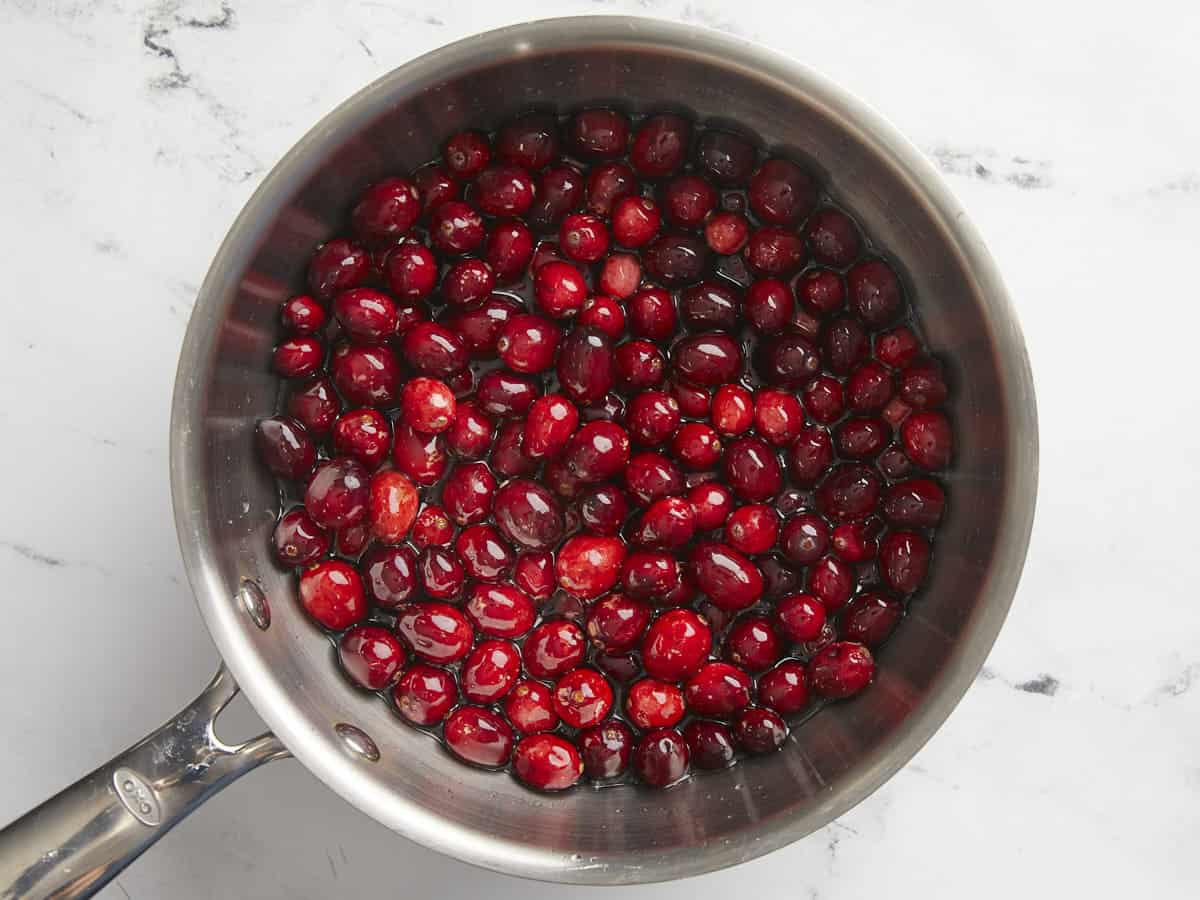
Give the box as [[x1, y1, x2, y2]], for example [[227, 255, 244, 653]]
[[684, 721, 736, 770], [752, 662, 809, 717], [722, 436, 783, 502], [901, 411, 953, 470], [398, 324, 464, 378], [379, 243, 434, 302], [395, 602, 473, 664], [687, 482, 734, 531], [407, 507, 450, 550], [774, 514, 825, 567], [621, 551, 682, 601], [792, 269, 844, 318], [667, 423, 720, 471], [576, 720, 632, 780], [427, 200, 483, 255], [578, 485, 630, 536], [805, 208, 862, 267], [821, 317, 869, 375], [412, 161, 460, 213], [459, 640, 521, 705], [609, 196, 659, 250], [769, 595, 825, 650], [726, 617, 783, 672], [327, 342, 397, 408], [490, 479, 564, 551], [438, 401, 489, 459], [634, 728, 690, 787], [327, 410, 388, 472], [835, 417, 886, 460], [829, 517, 879, 562], [453, 524, 513, 582], [338, 626, 405, 691], [471, 165, 533, 218], [684, 662, 751, 716], [706, 385, 752, 437], [471, 228, 529, 292], [436, 461, 492, 527], [504, 681, 558, 735], [582, 160, 635, 216], [694, 130, 757, 184], [626, 679, 685, 730], [676, 283, 736, 334], [476, 372, 540, 422], [625, 288, 674, 342], [898, 363, 948, 411], [553, 212, 607, 264], [622, 456, 680, 510], [522, 620, 587, 680], [513, 398, 574, 464], [806, 554, 854, 611], [352, 177, 419, 243], [585, 593, 651, 653], [308, 238, 369, 299], [396, 380, 453, 437], [272, 337, 323, 379], [299, 560, 366, 630], [495, 112, 559, 170], [272, 507, 329, 567], [738, 280, 791, 334], [522, 166, 580, 232], [629, 496, 694, 550], [504, 550, 551, 602], [842, 592, 903, 647], [513, 734, 584, 791], [255, 416, 316, 481], [659, 175, 717, 230], [352, 545, 414, 609], [436, 259, 491, 309], [628, 113, 690, 177], [642, 234, 709, 286], [574, 297, 622, 341], [754, 389, 805, 446], [362, 469, 417, 544], [671, 333, 742, 387], [555, 535, 626, 599], [704, 211, 750, 255], [735, 708, 788, 753], [570, 108, 629, 158], [749, 158, 817, 226], [441, 129, 489, 178], [385, 426, 445, 489], [779, 428, 829, 489], [692, 541, 764, 611], [413, 546, 461, 601], [487, 423, 536, 481], [845, 362, 893, 413], [279, 294, 325, 336], [551, 668, 613, 730], [753, 331, 821, 388], [816, 463, 882, 522], [443, 706, 514, 769], [726, 504, 779, 555], [882, 478, 946, 528], [623, 391, 679, 446], [847, 259, 904, 328], [745, 226, 806, 277], [302, 457, 367, 529], [564, 421, 630, 482], [332, 287, 396, 342], [550, 329, 614, 409], [394, 664, 457, 726], [880, 531, 931, 594], [809, 641, 875, 699], [459, 584, 532, 641], [528, 260, 584, 319], [492, 314, 559, 374], [795, 378, 840, 428]]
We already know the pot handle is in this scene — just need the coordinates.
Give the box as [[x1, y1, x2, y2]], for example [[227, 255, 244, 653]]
[[0, 664, 288, 899]]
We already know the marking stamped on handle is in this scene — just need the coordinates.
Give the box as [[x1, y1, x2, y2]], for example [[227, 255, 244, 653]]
[[113, 768, 161, 826]]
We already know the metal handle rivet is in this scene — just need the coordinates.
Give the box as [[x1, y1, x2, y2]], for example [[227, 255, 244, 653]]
[[334, 723, 379, 762]]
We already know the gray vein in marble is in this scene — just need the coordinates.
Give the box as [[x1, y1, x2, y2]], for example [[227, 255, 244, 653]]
[[1014, 674, 1060, 696], [3, 542, 65, 568], [17, 82, 95, 125], [358, 38, 375, 58], [1150, 174, 1200, 194], [926, 144, 1053, 190], [1158, 663, 1200, 699]]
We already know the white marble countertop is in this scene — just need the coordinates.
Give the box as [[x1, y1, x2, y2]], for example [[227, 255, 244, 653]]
[[3, 1, 1197, 897]]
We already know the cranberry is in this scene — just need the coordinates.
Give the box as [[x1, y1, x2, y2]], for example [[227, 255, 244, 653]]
[[513, 733, 584, 791], [555, 534, 626, 599], [623, 452, 683, 506], [898, 362, 948, 411], [459, 584, 532, 641], [619, 292, 672, 346], [726, 504, 779, 555], [684, 721, 736, 770], [332, 287, 396, 341], [524, 165, 581, 232], [781, 429, 830, 489], [441, 401, 490, 459], [608, 197, 659, 251], [822, 317, 869, 375], [632, 496, 696, 549], [796, 376, 841, 426], [691, 541, 764, 611], [437, 259, 492, 308], [593, 652, 638, 684], [624, 391, 680, 446], [901, 411, 953, 470], [513, 551, 555, 601], [585, 160, 637, 216], [668, 422, 721, 471], [522, 620, 586, 679], [473, 165, 535, 217], [396, 380, 454, 437], [301, 457, 366, 529], [793, 269, 845, 317], [327, 342, 396, 408], [496, 112, 559, 170], [578, 295, 625, 339], [389, 425, 447, 486], [771, 594, 826, 647], [629, 113, 690, 177], [395, 602, 473, 663], [352, 177, 419, 243], [722, 436, 783, 502], [490, 478, 564, 550], [748, 158, 817, 225], [880, 531, 931, 593], [273, 507, 329, 567], [435, 462, 492, 527], [550, 668, 613, 730], [704, 211, 750, 255], [578, 721, 633, 779], [428, 200, 484, 255], [621, 550, 682, 601], [805, 208, 862, 267], [495, 314, 561, 374], [626, 679, 685, 729], [280, 294, 326, 335], [529, 260, 584, 318], [815, 464, 880, 522], [459, 640, 522, 705], [444, 295, 516, 357], [409, 505, 452, 549], [443, 706, 514, 769], [419, 546, 465, 600], [710, 385, 754, 436], [738, 280, 791, 334], [579, 484, 630, 536], [479, 221, 533, 286], [754, 389, 805, 446], [308, 238, 369, 299], [659, 175, 717, 230], [454, 524, 514, 582], [684, 662, 752, 716], [586, 392, 626, 423], [831, 518, 880, 562], [678, 282, 737, 332], [806, 554, 853, 610], [882, 478, 946, 528], [735, 708, 788, 753], [668, 383, 710, 421], [505, 681, 559, 735], [841, 592, 902, 647], [339, 626, 405, 691], [335, 521, 367, 559], [726, 616, 782, 671], [551, 329, 614, 408], [360, 544, 419, 607], [847, 361, 894, 412], [695, 130, 757, 184], [642, 234, 709, 286], [875, 325, 920, 369], [586, 593, 651, 652], [745, 226, 806, 277], [847, 260, 904, 328], [398, 322, 465, 377], [553, 212, 607, 264], [476, 370, 538, 418], [517, 395, 576, 461], [634, 728, 690, 787], [564, 421, 630, 482], [299, 560, 366, 630], [272, 337, 323, 379], [441, 129, 489, 179], [809, 641, 874, 699], [570, 108, 629, 158], [412, 163, 460, 214], [256, 416, 316, 481], [753, 331, 820, 388], [328, 410, 389, 471], [751, 662, 809, 717], [672, 333, 743, 387], [543, 456, 583, 498], [592, 258, 639, 305], [393, 664, 457, 726], [774, 514, 825, 567], [836, 417, 887, 460], [688, 482, 734, 531]]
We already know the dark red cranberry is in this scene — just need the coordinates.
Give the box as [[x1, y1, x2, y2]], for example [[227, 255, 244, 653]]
[[495, 112, 559, 170], [532, 260, 587, 318], [876, 325, 920, 369], [748, 158, 817, 225], [634, 728, 690, 786], [630, 113, 691, 177], [308, 238, 369, 299], [399, 322, 466, 377], [443, 129, 490, 179], [284, 377, 339, 440], [502, 549, 550, 601], [667, 383, 709, 421], [798, 375, 842, 425], [621, 550, 682, 601], [726, 504, 779, 555], [678, 282, 738, 332], [579, 295, 626, 339], [522, 619, 586, 679], [793, 268, 845, 317], [334, 288, 397, 342], [735, 708, 788, 753], [775, 592, 826, 643], [411, 505, 453, 549], [899, 362, 949, 409], [684, 721, 736, 769], [418, 546, 464, 601], [777, 513, 828, 565], [504, 681, 559, 734], [816, 464, 880, 523], [688, 482, 734, 530], [598, 254, 642, 300], [481, 220, 534, 285], [753, 331, 820, 388], [684, 662, 752, 716], [710, 385, 754, 436], [694, 130, 757, 184], [455, 524, 515, 582], [352, 177, 419, 243], [395, 601, 473, 663], [328, 342, 398, 407], [578, 720, 633, 779], [304, 457, 368, 529], [592, 652, 637, 684], [338, 524, 369, 558], [489, 423, 539, 479], [329, 409, 389, 470], [570, 108, 629, 158], [836, 417, 887, 460], [473, 165, 535, 217], [273, 507, 329, 567], [756, 661, 809, 714], [490, 478, 564, 550], [901, 411, 953, 470], [586, 392, 626, 424], [723, 436, 783, 502], [526, 164, 583, 231], [492, 314, 559, 374], [383, 241, 437, 301], [475, 370, 537, 418], [831, 518, 880, 562], [672, 333, 743, 387], [585, 160, 637, 216], [704, 211, 750, 255], [882, 478, 946, 527], [460, 584, 533, 640], [391, 424, 448, 485], [555, 535, 626, 599], [437, 461, 493, 526], [256, 416, 316, 481], [459, 640, 522, 705], [670, 422, 722, 470], [842, 592, 903, 647], [280, 295, 326, 335], [847, 260, 904, 328], [880, 531, 931, 593], [660, 175, 718, 230], [754, 389, 805, 446], [624, 452, 684, 505], [272, 337, 323, 379], [760, 554, 801, 600], [806, 554, 854, 611], [442, 400, 491, 459], [691, 541, 764, 611], [642, 234, 709, 286], [564, 421, 630, 482], [627, 287, 677, 341], [393, 664, 457, 726], [437, 259, 491, 308], [429, 200, 485, 255], [444, 706, 514, 768], [822, 317, 869, 375], [740, 279, 791, 333], [447, 294, 520, 358], [625, 391, 681, 446], [745, 227, 806, 276], [513, 733, 583, 791], [585, 593, 651, 652], [556, 212, 608, 264], [412, 162, 460, 214], [727, 616, 783, 671], [579, 484, 630, 536], [298, 560, 366, 630], [337, 625, 404, 691], [805, 208, 862, 267], [358, 544, 418, 607], [552, 668, 614, 729], [782, 427, 830, 488], [847, 361, 894, 412], [809, 641, 874, 699], [633, 496, 696, 549], [626, 679, 685, 730]]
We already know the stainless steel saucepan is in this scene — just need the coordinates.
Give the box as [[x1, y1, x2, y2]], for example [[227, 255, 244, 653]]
[[0, 16, 1037, 898]]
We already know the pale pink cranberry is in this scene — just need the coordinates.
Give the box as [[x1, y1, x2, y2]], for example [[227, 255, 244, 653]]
[[704, 211, 750, 254], [598, 253, 642, 299]]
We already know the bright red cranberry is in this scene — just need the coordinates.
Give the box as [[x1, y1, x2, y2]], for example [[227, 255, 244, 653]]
[[395, 601, 473, 663], [726, 504, 779, 555], [822, 317, 869, 375], [504, 549, 550, 600], [417, 546, 464, 601], [663, 381, 707, 421], [847, 260, 904, 328], [847, 361, 895, 412], [642, 234, 709, 286], [429, 200, 485, 255], [805, 208, 862, 267], [574, 297, 622, 341], [691, 541, 764, 611], [809, 641, 874, 699], [772, 593, 825, 644], [807, 554, 854, 611], [726, 616, 782, 671], [352, 177, 419, 243], [585, 160, 636, 216], [329, 409, 389, 471], [694, 129, 757, 184], [555, 212, 608, 263], [359, 543, 419, 607], [880, 530, 931, 593], [363, 468, 416, 542], [624, 289, 674, 343], [624, 452, 684, 505], [754, 389, 805, 446], [552, 668, 613, 730], [564, 421, 630, 482], [843, 592, 903, 647], [577, 720, 633, 779], [875, 325, 920, 369], [412, 162, 460, 213], [621, 550, 682, 601], [555, 535, 626, 599], [495, 112, 559, 170], [679, 282, 738, 332], [684, 662, 752, 716], [473, 165, 535, 217], [672, 333, 743, 387], [570, 108, 629, 158], [513, 733, 584, 791], [475, 370, 537, 418], [634, 728, 690, 786], [399, 322, 465, 377], [256, 416, 316, 481], [626, 679, 685, 729], [723, 436, 783, 501], [793, 269, 844, 318], [684, 721, 736, 770], [835, 417, 887, 460], [410, 505, 453, 549], [704, 211, 750, 255], [688, 482, 734, 531], [756, 661, 808, 715], [444, 706, 514, 768], [396, 378, 453, 435], [382, 241, 437, 301], [299, 560, 366, 630], [530, 260, 585, 318], [336, 521, 369, 556], [630, 113, 690, 177], [753, 331, 820, 388], [272, 507, 329, 568], [590, 261, 638, 308], [745, 226, 806, 277], [608, 197, 659, 250], [901, 411, 953, 470], [882, 478, 946, 528], [454, 524, 514, 582], [632, 496, 696, 549], [303, 457, 367, 529], [437, 461, 493, 526], [460, 584, 532, 640], [442, 129, 490, 179], [579, 484, 630, 536], [393, 664, 457, 726], [669, 422, 721, 471], [514, 395, 575, 462], [437, 259, 491, 308], [491, 421, 538, 478], [443, 400, 492, 458], [308, 238, 368, 299], [328, 342, 398, 408], [661, 175, 717, 230], [585, 593, 650, 652], [459, 640, 522, 705], [491, 479, 564, 550], [831, 518, 880, 562], [735, 708, 788, 753], [503, 681, 558, 735], [280, 295, 326, 335], [522, 619, 586, 679], [338, 626, 405, 691], [480, 221, 533, 285], [625, 391, 680, 446], [777, 513, 827, 565], [710, 384, 754, 436], [748, 158, 817, 225], [272, 336, 323, 379], [494, 314, 560, 374]]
